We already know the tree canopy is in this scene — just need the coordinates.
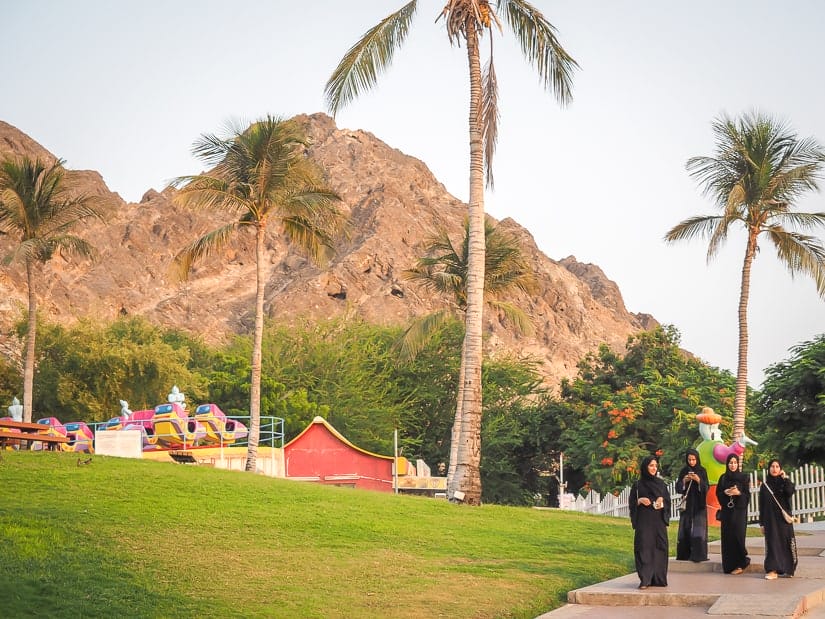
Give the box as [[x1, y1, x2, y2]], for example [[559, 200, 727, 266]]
[[751, 334, 825, 468], [554, 326, 737, 494]]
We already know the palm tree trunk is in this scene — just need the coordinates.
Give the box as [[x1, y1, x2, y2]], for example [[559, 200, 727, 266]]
[[450, 21, 485, 505], [446, 354, 466, 485], [23, 260, 37, 423], [733, 231, 757, 440], [245, 224, 265, 471]]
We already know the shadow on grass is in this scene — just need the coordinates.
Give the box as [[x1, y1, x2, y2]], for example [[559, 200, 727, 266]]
[[0, 538, 204, 618]]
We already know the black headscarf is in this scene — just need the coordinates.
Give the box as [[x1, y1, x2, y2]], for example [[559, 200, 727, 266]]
[[635, 455, 667, 499], [723, 453, 749, 486], [677, 448, 707, 479], [764, 458, 785, 493]]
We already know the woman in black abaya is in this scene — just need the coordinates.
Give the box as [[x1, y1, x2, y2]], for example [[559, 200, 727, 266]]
[[759, 459, 797, 579], [715, 453, 750, 574], [629, 455, 670, 589], [675, 448, 709, 562]]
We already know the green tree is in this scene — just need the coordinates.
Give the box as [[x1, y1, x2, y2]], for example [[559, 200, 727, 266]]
[[479, 356, 544, 505], [751, 334, 825, 467], [393, 319, 464, 471], [0, 156, 108, 421], [325, 0, 576, 505], [33, 317, 206, 421], [259, 319, 405, 454], [171, 116, 344, 472], [556, 326, 736, 494], [666, 112, 825, 440]]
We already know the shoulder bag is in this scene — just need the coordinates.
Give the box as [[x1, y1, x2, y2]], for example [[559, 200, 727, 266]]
[[763, 481, 797, 524], [676, 479, 691, 512]]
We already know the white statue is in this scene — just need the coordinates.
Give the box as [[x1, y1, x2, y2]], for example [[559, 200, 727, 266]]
[[119, 399, 132, 419], [8, 397, 23, 422], [167, 385, 186, 409]]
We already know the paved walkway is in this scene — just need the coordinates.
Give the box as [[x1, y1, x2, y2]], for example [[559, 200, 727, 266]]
[[537, 522, 825, 619]]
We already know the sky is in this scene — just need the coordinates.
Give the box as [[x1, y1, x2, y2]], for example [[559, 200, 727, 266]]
[[3, 1, 824, 388]]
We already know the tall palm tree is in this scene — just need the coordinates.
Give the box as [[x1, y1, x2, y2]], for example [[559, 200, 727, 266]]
[[325, 0, 576, 504], [0, 156, 107, 422], [171, 116, 344, 471], [401, 216, 535, 481], [665, 112, 825, 440]]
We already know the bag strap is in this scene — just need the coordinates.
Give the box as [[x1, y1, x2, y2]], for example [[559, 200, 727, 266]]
[[677, 479, 692, 508], [763, 480, 793, 518]]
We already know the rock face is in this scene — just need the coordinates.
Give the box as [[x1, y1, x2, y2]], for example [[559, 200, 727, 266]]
[[0, 115, 656, 386]]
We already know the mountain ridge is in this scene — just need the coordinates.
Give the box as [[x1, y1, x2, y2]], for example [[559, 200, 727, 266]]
[[0, 113, 657, 386]]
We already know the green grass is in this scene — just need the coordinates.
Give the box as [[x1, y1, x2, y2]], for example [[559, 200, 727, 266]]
[[1, 452, 683, 618]]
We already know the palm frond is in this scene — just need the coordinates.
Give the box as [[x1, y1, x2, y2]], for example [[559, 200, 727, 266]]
[[396, 309, 457, 362], [173, 176, 250, 215], [171, 223, 240, 281], [280, 214, 337, 265], [482, 54, 499, 189], [43, 235, 98, 263], [498, 0, 577, 105], [766, 227, 825, 296], [325, 1, 418, 116], [664, 215, 722, 243], [486, 299, 534, 335], [771, 211, 825, 232]]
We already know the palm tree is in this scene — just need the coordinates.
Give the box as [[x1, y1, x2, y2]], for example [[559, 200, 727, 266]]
[[401, 216, 535, 481], [401, 217, 535, 359], [665, 112, 825, 440], [0, 156, 107, 422], [171, 116, 344, 471], [325, 0, 576, 504]]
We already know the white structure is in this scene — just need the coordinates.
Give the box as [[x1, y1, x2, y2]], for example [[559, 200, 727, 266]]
[[7, 397, 22, 422]]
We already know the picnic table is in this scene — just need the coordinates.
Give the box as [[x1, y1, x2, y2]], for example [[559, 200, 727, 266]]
[[0, 419, 70, 451]]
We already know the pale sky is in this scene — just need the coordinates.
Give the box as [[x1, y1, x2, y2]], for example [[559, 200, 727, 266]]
[[3, 1, 824, 387]]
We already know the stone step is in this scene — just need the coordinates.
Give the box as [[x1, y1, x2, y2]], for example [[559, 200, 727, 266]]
[[671, 555, 824, 578], [551, 556, 825, 618], [536, 529, 825, 619]]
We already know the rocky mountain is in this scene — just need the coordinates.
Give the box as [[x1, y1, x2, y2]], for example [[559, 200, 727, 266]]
[[0, 115, 656, 386]]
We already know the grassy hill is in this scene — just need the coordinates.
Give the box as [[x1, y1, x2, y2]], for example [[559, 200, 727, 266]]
[[0, 452, 641, 618]]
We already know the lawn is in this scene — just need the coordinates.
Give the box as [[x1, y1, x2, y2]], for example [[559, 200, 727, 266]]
[[1, 452, 673, 618]]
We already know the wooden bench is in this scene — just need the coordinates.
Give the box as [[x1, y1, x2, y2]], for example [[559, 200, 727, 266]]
[[0, 419, 71, 451]]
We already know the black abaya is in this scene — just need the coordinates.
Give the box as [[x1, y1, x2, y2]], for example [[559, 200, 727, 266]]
[[715, 463, 750, 574], [674, 449, 709, 562], [759, 469, 797, 576], [629, 456, 670, 587]]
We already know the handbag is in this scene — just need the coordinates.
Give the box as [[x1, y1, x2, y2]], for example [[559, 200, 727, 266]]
[[763, 479, 797, 524], [676, 480, 692, 512]]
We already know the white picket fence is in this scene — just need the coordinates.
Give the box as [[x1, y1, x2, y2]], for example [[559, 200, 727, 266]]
[[567, 463, 825, 523]]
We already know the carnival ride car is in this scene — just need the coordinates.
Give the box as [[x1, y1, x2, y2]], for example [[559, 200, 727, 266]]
[[193, 403, 248, 445]]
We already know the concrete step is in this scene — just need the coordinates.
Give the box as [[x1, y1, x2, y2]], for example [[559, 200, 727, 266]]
[[538, 556, 825, 618], [536, 529, 825, 619], [709, 531, 825, 558], [671, 554, 824, 578]]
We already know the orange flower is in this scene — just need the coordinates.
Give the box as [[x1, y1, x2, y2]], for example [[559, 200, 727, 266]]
[[601, 457, 614, 467], [607, 429, 618, 439]]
